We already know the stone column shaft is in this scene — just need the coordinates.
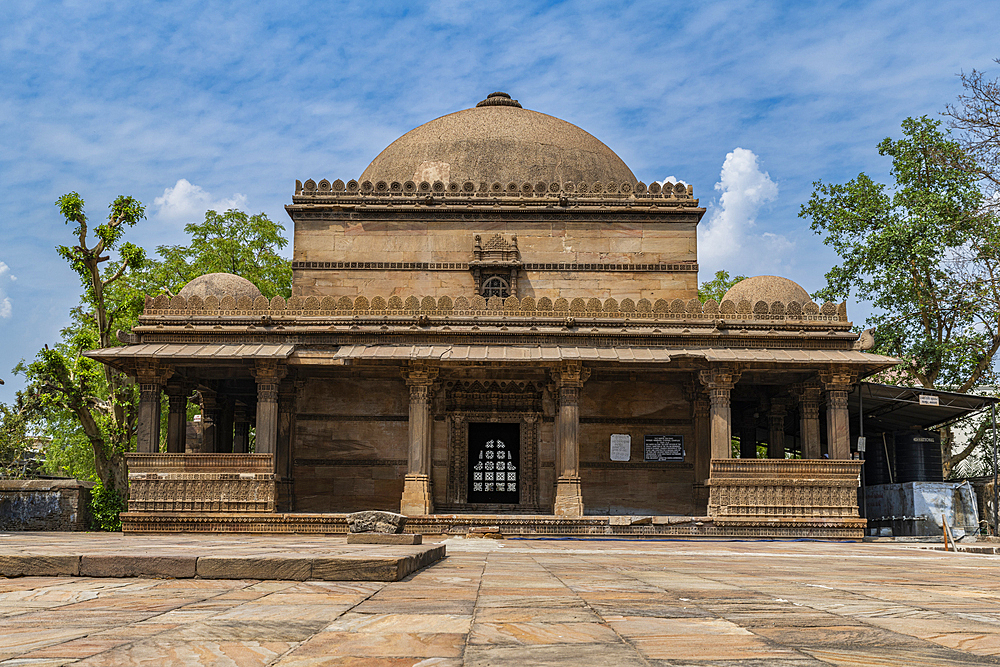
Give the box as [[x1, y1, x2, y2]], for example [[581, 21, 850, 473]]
[[401, 364, 438, 515], [700, 367, 740, 461], [693, 396, 712, 485], [137, 383, 162, 454], [135, 363, 172, 454], [822, 372, 855, 460], [799, 384, 822, 459], [768, 400, 787, 460], [232, 404, 249, 454], [199, 389, 219, 454], [165, 386, 189, 454], [552, 362, 590, 518], [251, 361, 286, 457]]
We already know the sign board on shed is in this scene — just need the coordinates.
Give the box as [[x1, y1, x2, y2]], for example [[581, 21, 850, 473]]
[[644, 435, 685, 462], [919, 394, 940, 406]]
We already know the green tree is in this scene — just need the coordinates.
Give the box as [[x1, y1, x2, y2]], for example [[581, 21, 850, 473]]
[[800, 116, 997, 475], [0, 397, 34, 478], [16, 193, 147, 505], [945, 59, 1000, 215], [698, 270, 748, 303], [150, 209, 291, 298]]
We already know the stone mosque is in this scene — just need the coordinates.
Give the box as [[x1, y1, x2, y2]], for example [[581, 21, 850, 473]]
[[90, 92, 897, 538]]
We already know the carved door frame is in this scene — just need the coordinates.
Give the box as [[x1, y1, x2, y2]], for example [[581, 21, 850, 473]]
[[445, 412, 540, 512]]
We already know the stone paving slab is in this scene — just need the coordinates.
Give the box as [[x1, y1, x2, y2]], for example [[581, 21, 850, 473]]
[[0, 533, 445, 582], [2, 537, 1000, 664]]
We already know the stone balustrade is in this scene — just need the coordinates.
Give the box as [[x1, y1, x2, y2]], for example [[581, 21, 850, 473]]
[[708, 459, 863, 519], [126, 453, 275, 514], [295, 177, 693, 199], [142, 293, 848, 324]]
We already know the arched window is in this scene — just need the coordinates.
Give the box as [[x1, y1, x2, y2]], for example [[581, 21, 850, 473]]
[[481, 275, 510, 299]]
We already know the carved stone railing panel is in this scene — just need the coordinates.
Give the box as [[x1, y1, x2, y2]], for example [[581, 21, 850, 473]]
[[142, 293, 849, 324], [707, 459, 862, 520], [126, 453, 275, 513], [294, 178, 696, 201]]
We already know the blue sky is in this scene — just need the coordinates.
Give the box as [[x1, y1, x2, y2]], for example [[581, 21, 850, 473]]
[[0, 0, 997, 403]]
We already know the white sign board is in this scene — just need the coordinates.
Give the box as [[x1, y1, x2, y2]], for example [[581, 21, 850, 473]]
[[856, 436, 866, 453], [610, 434, 631, 461], [919, 394, 940, 406]]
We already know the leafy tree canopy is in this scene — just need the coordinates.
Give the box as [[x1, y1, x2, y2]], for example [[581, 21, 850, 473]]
[[698, 270, 747, 303], [150, 209, 291, 298], [801, 115, 998, 476]]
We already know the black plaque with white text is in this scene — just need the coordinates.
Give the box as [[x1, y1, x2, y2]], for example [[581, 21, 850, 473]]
[[644, 435, 685, 461]]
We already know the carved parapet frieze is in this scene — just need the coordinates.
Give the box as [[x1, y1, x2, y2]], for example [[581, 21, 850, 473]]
[[141, 291, 851, 325], [295, 177, 695, 201]]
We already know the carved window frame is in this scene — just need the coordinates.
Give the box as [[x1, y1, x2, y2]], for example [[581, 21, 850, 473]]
[[444, 412, 540, 512]]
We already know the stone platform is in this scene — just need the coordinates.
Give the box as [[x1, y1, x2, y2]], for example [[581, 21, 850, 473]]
[[1, 538, 998, 664], [0, 533, 444, 582], [122, 512, 866, 539]]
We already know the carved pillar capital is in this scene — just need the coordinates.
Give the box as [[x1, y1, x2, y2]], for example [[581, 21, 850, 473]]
[[550, 361, 591, 387], [251, 361, 287, 404], [699, 365, 741, 390], [135, 361, 173, 401]]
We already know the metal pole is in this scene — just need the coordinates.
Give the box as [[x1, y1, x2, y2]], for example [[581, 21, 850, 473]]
[[992, 402, 997, 536], [859, 385, 866, 520]]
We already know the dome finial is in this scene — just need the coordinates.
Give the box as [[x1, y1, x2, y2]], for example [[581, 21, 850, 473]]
[[477, 92, 522, 109]]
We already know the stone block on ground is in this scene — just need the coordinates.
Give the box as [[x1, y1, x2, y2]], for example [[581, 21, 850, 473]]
[[347, 533, 422, 545], [311, 556, 403, 581], [79, 554, 197, 578], [196, 556, 312, 581], [0, 554, 79, 577], [346, 510, 407, 534]]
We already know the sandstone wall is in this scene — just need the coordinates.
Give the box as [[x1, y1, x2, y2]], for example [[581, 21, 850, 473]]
[[291, 218, 698, 301], [292, 378, 409, 513], [579, 380, 695, 515]]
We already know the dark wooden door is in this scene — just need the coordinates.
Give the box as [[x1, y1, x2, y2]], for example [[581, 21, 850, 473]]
[[468, 422, 520, 504]]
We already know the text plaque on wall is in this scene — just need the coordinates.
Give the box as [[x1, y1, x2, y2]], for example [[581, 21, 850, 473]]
[[610, 434, 631, 462], [644, 434, 685, 462]]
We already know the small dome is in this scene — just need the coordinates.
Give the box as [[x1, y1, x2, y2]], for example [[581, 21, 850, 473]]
[[178, 273, 262, 301], [360, 92, 637, 186], [722, 275, 811, 304]]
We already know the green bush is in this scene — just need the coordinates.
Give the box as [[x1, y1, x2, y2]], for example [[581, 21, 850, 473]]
[[89, 479, 125, 531]]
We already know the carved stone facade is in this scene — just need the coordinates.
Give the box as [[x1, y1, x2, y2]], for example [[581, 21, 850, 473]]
[[87, 92, 899, 536], [126, 454, 275, 514]]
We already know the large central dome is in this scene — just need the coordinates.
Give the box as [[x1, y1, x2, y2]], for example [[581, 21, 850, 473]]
[[360, 92, 637, 186]]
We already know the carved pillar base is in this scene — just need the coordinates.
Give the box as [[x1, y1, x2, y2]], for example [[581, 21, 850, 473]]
[[401, 473, 433, 515], [553, 476, 584, 517]]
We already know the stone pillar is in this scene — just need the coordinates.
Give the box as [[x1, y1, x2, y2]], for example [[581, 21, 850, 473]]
[[551, 361, 590, 517], [251, 361, 286, 456], [798, 382, 823, 459], [276, 382, 298, 511], [199, 388, 220, 454], [217, 398, 235, 454], [693, 394, 712, 485], [135, 362, 172, 453], [768, 398, 787, 459], [822, 371, 855, 460], [739, 407, 757, 459], [700, 366, 740, 461], [164, 384, 189, 454], [401, 363, 438, 515], [232, 403, 249, 454]]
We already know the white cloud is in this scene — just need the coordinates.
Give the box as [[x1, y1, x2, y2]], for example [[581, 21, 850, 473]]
[[153, 179, 248, 224], [697, 148, 790, 276], [0, 262, 15, 319]]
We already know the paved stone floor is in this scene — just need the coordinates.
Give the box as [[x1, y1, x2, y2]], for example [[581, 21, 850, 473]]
[[2, 537, 1000, 666]]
